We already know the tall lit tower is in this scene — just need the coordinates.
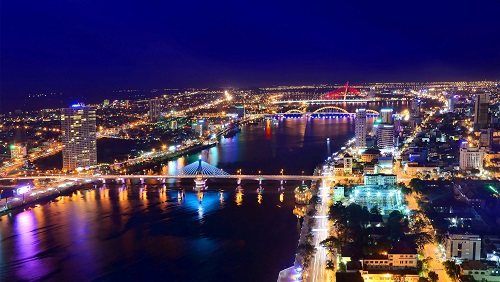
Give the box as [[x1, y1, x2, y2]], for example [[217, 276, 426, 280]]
[[355, 108, 367, 148], [149, 98, 161, 122], [377, 124, 395, 150], [380, 108, 393, 124], [474, 92, 489, 130], [61, 104, 97, 171]]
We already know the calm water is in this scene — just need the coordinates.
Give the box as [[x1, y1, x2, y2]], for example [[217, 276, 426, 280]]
[[0, 104, 405, 281]]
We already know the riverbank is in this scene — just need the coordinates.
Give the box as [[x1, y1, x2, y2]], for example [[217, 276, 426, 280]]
[[0, 141, 218, 215], [0, 180, 96, 215]]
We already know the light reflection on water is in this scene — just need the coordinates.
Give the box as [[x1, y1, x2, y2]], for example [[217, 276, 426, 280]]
[[1, 111, 410, 281], [0, 183, 300, 281]]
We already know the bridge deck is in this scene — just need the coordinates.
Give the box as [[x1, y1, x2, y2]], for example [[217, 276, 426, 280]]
[[0, 174, 359, 181]]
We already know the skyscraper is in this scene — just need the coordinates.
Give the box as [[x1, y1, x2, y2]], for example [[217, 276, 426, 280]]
[[377, 124, 395, 150], [149, 98, 161, 122], [474, 92, 489, 130], [61, 104, 97, 171], [380, 108, 393, 124], [355, 108, 367, 148]]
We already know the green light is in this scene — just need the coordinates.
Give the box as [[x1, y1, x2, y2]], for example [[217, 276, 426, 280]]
[[488, 186, 499, 194]]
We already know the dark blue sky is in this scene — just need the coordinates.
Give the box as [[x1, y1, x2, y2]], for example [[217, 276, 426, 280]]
[[1, 0, 499, 111]]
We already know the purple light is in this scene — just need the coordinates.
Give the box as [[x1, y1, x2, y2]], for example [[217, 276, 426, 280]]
[[16, 185, 31, 195]]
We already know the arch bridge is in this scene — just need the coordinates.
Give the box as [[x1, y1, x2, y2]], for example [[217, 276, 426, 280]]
[[273, 106, 380, 117]]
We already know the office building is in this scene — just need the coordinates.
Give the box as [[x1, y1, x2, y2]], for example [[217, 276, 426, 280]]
[[474, 92, 490, 130], [480, 128, 493, 148], [380, 108, 393, 124], [448, 96, 455, 112], [445, 234, 481, 261], [61, 104, 97, 171], [236, 105, 245, 118], [355, 108, 367, 148], [377, 124, 395, 150], [459, 147, 485, 171], [343, 154, 353, 175], [364, 173, 397, 186], [149, 98, 161, 122], [410, 99, 420, 118]]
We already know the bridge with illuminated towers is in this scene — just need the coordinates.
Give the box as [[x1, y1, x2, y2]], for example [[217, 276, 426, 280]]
[[0, 157, 361, 193]]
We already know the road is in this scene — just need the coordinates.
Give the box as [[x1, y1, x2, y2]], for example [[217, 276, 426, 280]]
[[407, 192, 452, 282], [307, 178, 335, 282], [423, 242, 452, 282]]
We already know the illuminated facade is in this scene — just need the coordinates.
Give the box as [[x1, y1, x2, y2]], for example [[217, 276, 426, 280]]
[[10, 143, 27, 159], [294, 184, 312, 205], [459, 147, 484, 171], [445, 234, 481, 261], [349, 185, 403, 214], [61, 105, 97, 171], [355, 108, 367, 148], [364, 173, 397, 186], [377, 124, 394, 150], [380, 108, 393, 124]]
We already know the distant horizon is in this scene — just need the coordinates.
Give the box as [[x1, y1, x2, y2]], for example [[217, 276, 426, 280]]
[[2, 78, 498, 114]]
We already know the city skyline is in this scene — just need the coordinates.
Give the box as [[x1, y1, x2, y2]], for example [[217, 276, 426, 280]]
[[1, 1, 500, 113]]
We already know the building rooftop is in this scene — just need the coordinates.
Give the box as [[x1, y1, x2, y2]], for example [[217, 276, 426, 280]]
[[460, 260, 487, 270], [389, 241, 417, 255]]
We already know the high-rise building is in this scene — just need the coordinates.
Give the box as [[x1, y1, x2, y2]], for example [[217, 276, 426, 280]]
[[355, 108, 367, 148], [343, 154, 353, 175], [474, 92, 489, 130], [236, 105, 245, 118], [480, 128, 492, 148], [61, 104, 97, 171], [394, 116, 403, 133], [377, 124, 395, 150], [149, 98, 161, 122], [448, 96, 455, 112], [410, 99, 420, 118], [459, 146, 484, 170], [380, 108, 393, 124]]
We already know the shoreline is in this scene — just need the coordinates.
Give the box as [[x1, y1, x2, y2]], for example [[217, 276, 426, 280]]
[[0, 140, 219, 215]]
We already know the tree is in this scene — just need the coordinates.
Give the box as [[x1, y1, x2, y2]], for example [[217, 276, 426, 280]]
[[443, 260, 460, 281], [409, 178, 425, 192], [320, 236, 341, 254], [338, 262, 347, 272], [325, 260, 335, 271], [370, 205, 381, 215], [415, 233, 433, 250], [428, 271, 438, 282], [413, 219, 428, 233], [418, 278, 430, 282]]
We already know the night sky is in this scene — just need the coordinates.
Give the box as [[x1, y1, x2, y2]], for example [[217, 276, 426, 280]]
[[1, 1, 499, 112]]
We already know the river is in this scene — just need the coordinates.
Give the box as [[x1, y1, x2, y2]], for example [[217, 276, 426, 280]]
[[0, 102, 405, 282]]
